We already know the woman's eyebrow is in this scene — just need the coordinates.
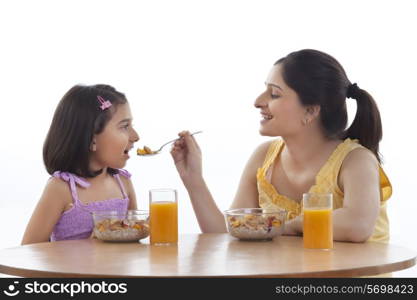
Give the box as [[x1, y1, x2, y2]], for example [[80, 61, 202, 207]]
[[265, 82, 283, 91]]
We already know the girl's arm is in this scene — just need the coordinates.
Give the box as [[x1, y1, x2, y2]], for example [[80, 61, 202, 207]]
[[285, 148, 381, 242], [171, 131, 270, 233], [21, 178, 69, 245]]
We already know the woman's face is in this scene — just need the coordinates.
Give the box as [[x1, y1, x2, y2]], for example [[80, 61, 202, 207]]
[[254, 64, 307, 137]]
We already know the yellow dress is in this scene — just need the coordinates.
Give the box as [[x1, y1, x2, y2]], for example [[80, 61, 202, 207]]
[[256, 138, 392, 243]]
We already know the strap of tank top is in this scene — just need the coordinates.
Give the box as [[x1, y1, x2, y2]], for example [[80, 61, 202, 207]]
[[315, 138, 362, 185], [52, 171, 90, 204], [117, 169, 131, 179], [113, 169, 131, 199], [262, 139, 284, 173]]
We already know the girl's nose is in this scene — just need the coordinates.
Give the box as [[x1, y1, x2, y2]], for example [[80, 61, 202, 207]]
[[131, 128, 140, 142]]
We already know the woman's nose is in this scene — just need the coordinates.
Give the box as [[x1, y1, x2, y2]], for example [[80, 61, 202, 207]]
[[254, 92, 267, 108]]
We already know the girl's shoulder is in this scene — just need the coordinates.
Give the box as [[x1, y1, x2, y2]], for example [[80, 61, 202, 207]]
[[115, 169, 135, 205], [115, 168, 133, 190], [41, 176, 73, 208], [46, 176, 72, 193]]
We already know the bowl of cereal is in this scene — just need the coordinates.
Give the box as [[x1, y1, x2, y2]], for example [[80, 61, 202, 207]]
[[92, 210, 149, 242], [224, 208, 286, 241]]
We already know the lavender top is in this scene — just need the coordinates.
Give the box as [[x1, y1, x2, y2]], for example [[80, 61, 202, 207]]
[[50, 169, 131, 242]]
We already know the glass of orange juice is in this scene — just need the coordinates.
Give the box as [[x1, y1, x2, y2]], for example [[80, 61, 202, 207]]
[[149, 189, 178, 245], [302, 193, 333, 250]]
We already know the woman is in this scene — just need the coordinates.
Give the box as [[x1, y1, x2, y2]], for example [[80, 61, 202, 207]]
[[171, 49, 392, 243]]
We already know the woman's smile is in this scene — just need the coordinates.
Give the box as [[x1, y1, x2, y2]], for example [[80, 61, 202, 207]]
[[260, 112, 273, 124]]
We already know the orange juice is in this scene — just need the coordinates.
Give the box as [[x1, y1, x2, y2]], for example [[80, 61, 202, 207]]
[[150, 201, 178, 244], [303, 208, 333, 249]]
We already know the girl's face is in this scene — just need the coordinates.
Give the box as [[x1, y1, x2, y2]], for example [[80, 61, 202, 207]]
[[90, 103, 139, 170], [254, 64, 308, 137]]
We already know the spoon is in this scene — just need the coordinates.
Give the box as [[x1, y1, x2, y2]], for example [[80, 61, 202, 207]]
[[137, 131, 203, 156]]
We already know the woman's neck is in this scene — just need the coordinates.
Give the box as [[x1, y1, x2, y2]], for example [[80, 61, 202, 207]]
[[282, 128, 338, 168]]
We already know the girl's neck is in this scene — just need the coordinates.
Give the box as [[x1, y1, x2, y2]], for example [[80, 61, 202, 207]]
[[87, 167, 109, 182]]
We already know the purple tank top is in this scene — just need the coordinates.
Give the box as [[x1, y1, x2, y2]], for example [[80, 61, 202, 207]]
[[50, 169, 131, 241]]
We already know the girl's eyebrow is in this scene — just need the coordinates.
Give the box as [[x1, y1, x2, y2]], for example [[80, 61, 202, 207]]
[[118, 118, 132, 124], [265, 82, 283, 91]]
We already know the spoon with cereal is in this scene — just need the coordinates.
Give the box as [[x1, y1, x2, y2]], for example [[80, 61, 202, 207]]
[[137, 131, 203, 156]]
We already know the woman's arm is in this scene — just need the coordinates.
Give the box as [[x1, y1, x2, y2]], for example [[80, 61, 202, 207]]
[[333, 148, 380, 242], [21, 178, 69, 245], [171, 131, 270, 233], [171, 131, 224, 232], [284, 148, 381, 242]]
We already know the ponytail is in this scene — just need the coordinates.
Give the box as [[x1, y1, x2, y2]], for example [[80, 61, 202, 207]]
[[344, 83, 382, 162], [276, 50, 384, 163]]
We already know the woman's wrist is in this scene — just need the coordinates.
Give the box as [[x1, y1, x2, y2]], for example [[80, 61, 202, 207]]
[[182, 174, 206, 191]]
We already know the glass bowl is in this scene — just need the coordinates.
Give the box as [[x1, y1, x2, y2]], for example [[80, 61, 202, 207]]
[[92, 210, 149, 242], [224, 208, 286, 241]]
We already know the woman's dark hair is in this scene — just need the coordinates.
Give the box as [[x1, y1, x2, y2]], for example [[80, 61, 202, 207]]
[[43, 84, 128, 177], [275, 49, 382, 162]]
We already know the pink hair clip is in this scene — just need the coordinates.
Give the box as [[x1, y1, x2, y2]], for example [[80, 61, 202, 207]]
[[97, 95, 112, 110]]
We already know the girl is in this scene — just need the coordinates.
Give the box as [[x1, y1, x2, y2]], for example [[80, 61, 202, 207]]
[[171, 49, 392, 243], [21, 84, 139, 244]]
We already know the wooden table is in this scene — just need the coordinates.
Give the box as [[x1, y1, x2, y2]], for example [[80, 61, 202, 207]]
[[0, 234, 415, 277]]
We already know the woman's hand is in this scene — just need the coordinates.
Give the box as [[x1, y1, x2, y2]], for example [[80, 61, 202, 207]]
[[170, 131, 226, 232], [170, 130, 203, 185]]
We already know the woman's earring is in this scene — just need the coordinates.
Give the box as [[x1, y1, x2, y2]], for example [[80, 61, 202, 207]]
[[90, 142, 97, 151]]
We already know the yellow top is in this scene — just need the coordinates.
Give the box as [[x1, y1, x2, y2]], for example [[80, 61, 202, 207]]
[[257, 138, 392, 243]]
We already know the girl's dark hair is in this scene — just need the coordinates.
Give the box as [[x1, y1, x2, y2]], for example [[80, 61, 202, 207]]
[[43, 84, 128, 177], [275, 49, 382, 162]]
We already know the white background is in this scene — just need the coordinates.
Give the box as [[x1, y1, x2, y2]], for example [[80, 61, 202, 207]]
[[0, 0, 416, 276]]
